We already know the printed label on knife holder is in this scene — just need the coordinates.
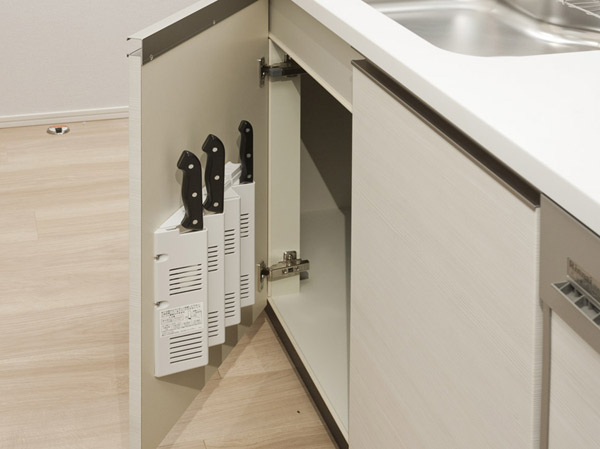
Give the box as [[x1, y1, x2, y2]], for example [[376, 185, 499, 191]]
[[160, 303, 204, 338]]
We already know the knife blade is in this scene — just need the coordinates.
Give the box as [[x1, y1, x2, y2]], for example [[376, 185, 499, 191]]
[[238, 120, 253, 184], [176, 150, 203, 230], [202, 134, 225, 214]]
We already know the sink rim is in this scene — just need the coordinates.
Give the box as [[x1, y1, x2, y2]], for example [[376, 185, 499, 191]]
[[367, 0, 600, 57]]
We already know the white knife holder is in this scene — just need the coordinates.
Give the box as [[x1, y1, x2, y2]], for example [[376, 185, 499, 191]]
[[223, 177, 242, 326], [154, 209, 209, 377], [151, 161, 254, 375], [203, 209, 226, 347], [226, 162, 256, 307]]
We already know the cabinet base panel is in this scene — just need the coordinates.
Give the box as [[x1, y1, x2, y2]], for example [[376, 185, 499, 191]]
[[265, 302, 348, 449]]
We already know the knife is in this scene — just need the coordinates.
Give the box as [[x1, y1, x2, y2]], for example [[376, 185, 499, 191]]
[[202, 134, 225, 214], [176, 150, 203, 230], [238, 120, 253, 184]]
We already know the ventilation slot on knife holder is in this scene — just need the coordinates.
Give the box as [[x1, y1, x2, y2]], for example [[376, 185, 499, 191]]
[[207, 245, 220, 273], [207, 310, 221, 338], [240, 213, 250, 239], [169, 264, 203, 296], [240, 274, 250, 303], [169, 332, 204, 364], [224, 228, 237, 255], [225, 292, 237, 318], [554, 281, 600, 326]]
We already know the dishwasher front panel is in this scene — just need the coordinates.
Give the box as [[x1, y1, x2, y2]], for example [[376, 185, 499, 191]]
[[540, 195, 600, 354], [540, 195, 600, 449]]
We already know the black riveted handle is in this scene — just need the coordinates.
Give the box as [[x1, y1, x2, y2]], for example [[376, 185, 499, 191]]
[[202, 134, 225, 214], [176, 150, 203, 230], [238, 120, 253, 184]]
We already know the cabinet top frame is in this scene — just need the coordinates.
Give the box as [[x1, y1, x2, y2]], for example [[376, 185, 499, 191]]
[[129, 0, 258, 64]]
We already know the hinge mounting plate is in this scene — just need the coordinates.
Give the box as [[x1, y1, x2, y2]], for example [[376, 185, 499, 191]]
[[257, 251, 310, 291], [259, 55, 306, 87]]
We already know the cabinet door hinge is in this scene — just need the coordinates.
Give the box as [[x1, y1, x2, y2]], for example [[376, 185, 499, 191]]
[[257, 251, 310, 291], [259, 55, 306, 87]]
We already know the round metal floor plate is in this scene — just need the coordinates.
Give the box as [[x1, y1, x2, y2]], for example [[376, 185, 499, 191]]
[[47, 125, 70, 135]]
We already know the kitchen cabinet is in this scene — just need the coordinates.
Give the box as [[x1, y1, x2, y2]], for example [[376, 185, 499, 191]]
[[539, 196, 600, 449], [350, 61, 542, 449], [128, 1, 356, 448], [128, 1, 587, 448]]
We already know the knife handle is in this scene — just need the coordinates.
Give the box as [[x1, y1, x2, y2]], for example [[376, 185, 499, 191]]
[[202, 134, 225, 214], [238, 120, 253, 184], [176, 150, 204, 230]]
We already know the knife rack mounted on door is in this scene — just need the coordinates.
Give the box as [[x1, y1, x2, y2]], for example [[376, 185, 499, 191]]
[[152, 122, 257, 377]]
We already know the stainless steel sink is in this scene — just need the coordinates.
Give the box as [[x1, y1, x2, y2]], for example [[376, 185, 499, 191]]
[[367, 0, 600, 56]]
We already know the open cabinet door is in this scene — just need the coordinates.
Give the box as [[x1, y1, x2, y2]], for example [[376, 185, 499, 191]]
[[128, 1, 268, 447]]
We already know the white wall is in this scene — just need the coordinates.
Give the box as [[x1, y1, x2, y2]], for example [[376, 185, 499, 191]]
[[1, 0, 200, 125]]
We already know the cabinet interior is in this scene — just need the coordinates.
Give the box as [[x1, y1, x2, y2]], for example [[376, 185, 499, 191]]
[[269, 74, 352, 433]]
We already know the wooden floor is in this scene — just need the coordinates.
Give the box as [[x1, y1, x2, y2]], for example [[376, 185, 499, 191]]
[[0, 120, 130, 449], [159, 313, 337, 449], [0, 119, 335, 449]]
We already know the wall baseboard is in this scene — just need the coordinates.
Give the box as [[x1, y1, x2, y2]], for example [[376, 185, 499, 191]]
[[0, 106, 129, 129]]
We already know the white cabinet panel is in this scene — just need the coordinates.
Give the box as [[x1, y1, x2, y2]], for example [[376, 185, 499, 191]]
[[269, 0, 361, 111], [350, 65, 541, 449]]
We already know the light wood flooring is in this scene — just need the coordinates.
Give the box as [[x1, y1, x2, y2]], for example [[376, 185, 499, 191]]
[[159, 313, 337, 449], [0, 119, 335, 449]]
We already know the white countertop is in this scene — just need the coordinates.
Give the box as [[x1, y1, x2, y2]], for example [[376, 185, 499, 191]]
[[294, 0, 600, 235]]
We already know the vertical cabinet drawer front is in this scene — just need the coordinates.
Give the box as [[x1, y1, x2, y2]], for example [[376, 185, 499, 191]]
[[549, 314, 600, 449], [351, 64, 540, 449]]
